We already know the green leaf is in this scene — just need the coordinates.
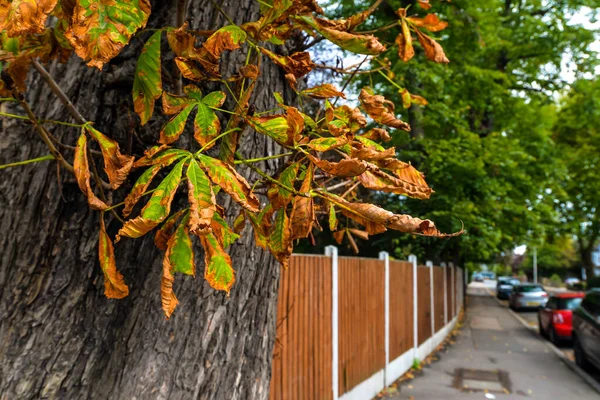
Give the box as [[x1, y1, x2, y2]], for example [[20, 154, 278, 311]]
[[199, 232, 235, 292], [123, 163, 162, 217], [160, 86, 226, 147], [267, 163, 300, 209], [169, 212, 195, 276], [65, 0, 151, 69], [197, 154, 260, 212], [160, 105, 195, 144], [268, 209, 293, 268], [186, 159, 215, 234], [117, 157, 187, 240], [194, 103, 221, 149], [329, 204, 338, 231], [307, 136, 349, 152], [211, 213, 240, 248], [133, 30, 162, 126]]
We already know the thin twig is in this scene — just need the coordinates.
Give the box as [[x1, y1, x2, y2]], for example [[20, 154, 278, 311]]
[[32, 60, 87, 124], [16, 95, 74, 173], [174, 0, 188, 95], [334, 55, 370, 107], [314, 63, 386, 75], [0, 154, 54, 170]]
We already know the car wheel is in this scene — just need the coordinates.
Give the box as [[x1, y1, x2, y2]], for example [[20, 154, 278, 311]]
[[574, 336, 591, 371], [538, 316, 547, 338], [549, 325, 559, 345]]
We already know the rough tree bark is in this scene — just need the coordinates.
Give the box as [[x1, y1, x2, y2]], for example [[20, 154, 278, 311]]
[[0, 1, 292, 399]]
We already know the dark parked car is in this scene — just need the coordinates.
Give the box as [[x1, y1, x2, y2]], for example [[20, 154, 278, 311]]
[[509, 284, 548, 310], [538, 292, 584, 344], [496, 278, 521, 300], [573, 289, 600, 371]]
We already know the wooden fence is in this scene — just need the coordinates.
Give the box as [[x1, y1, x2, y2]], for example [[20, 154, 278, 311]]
[[269, 248, 464, 400]]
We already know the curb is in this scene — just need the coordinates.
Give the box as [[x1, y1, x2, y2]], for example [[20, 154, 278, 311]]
[[485, 287, 600, 395]]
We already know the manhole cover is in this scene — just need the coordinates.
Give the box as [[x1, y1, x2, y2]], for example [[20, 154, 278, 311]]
[[453, 368, 511, 393]]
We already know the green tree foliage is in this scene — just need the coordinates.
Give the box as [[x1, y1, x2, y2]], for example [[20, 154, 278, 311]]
[[316, 0, 599, 264], [553, 79, 600, 277]]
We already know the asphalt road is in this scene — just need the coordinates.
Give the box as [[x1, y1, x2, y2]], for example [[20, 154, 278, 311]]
[[385, 282, 600, 399], [485, 281, 600, 383]]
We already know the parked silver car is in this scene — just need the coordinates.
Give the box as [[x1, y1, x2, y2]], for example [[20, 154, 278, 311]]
[[509, 284, 548, 310]]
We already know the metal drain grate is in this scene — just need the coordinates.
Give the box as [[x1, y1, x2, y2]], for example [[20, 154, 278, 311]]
[[452, 368, 511, 393]]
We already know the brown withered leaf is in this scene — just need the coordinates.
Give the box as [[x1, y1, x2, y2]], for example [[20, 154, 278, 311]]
[[65, 0, 151, 69], [233, 209, 246, 234], [400, 89, 428, 109], [167, 23, 202, 59], [333, 105, 368, 134], [198, 25, 247, 76], [359, 88, 411, 131], [325, 193, 463, 237], [259, 47, 315, 79], [1, 0, 58, 37], [73, 133, 109, 211], [297, 15, 386, 55], [154, 209, 188, 251], [301, 84, 346, 99], [86, 126, 134, 190], [268, 209, 293, 268], [357, 168, 432, 199], [186, 159, 216, 235], [333, 229, 345, 244], [98, 217, 129, 299], [379, 160, 430, 190], [417, 0, 432, 10], [161, 239, 178, 319], [307, 154, 369, 177], [351, 143, 396, 161], [239, 64, 259, 80], [415, 29, 449, 63], [396, 19, 414, 62], [290, 164, 315, 240], [285, 73, 298, 91], [361, 128, 391, 142], [246, 205, 275, 249], [348, 228, 369, 240], [346, 229, 359, 254], [407, 14, 448, 32]]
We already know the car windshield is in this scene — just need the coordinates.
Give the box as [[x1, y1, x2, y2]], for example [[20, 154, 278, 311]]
[[557, 297, 582, 310], [517, 285, 544, 293], [509, 279, 521, 286]]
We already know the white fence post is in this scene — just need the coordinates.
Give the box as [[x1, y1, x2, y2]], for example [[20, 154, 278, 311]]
[[379, 251, 390, 386], [325, 246, 339, 400], [441, 262, 448, 325], [426, 261, 434, 337], [409, 255, 418, 354]]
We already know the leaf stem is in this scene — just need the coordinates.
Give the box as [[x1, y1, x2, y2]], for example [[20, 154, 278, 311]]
[[233, 152, 293, 165], [236, 152, 308, 197], [376, 69, 404, 91], [196, 127, 242, 154], [0, 154, 55, 170]]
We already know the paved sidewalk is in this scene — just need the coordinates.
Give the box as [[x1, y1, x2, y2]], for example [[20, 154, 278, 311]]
[[385, 290, 599, 399]]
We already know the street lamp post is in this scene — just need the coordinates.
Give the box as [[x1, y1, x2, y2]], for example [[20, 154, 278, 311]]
[[533, 247, 538, 284]]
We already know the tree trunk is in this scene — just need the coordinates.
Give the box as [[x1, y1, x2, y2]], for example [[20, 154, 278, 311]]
[[0, 1, 291, 399], [580, 246, 595, 280]]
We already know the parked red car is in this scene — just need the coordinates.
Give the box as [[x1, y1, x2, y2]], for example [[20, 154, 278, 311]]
[[538, 292, 585, 344]]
